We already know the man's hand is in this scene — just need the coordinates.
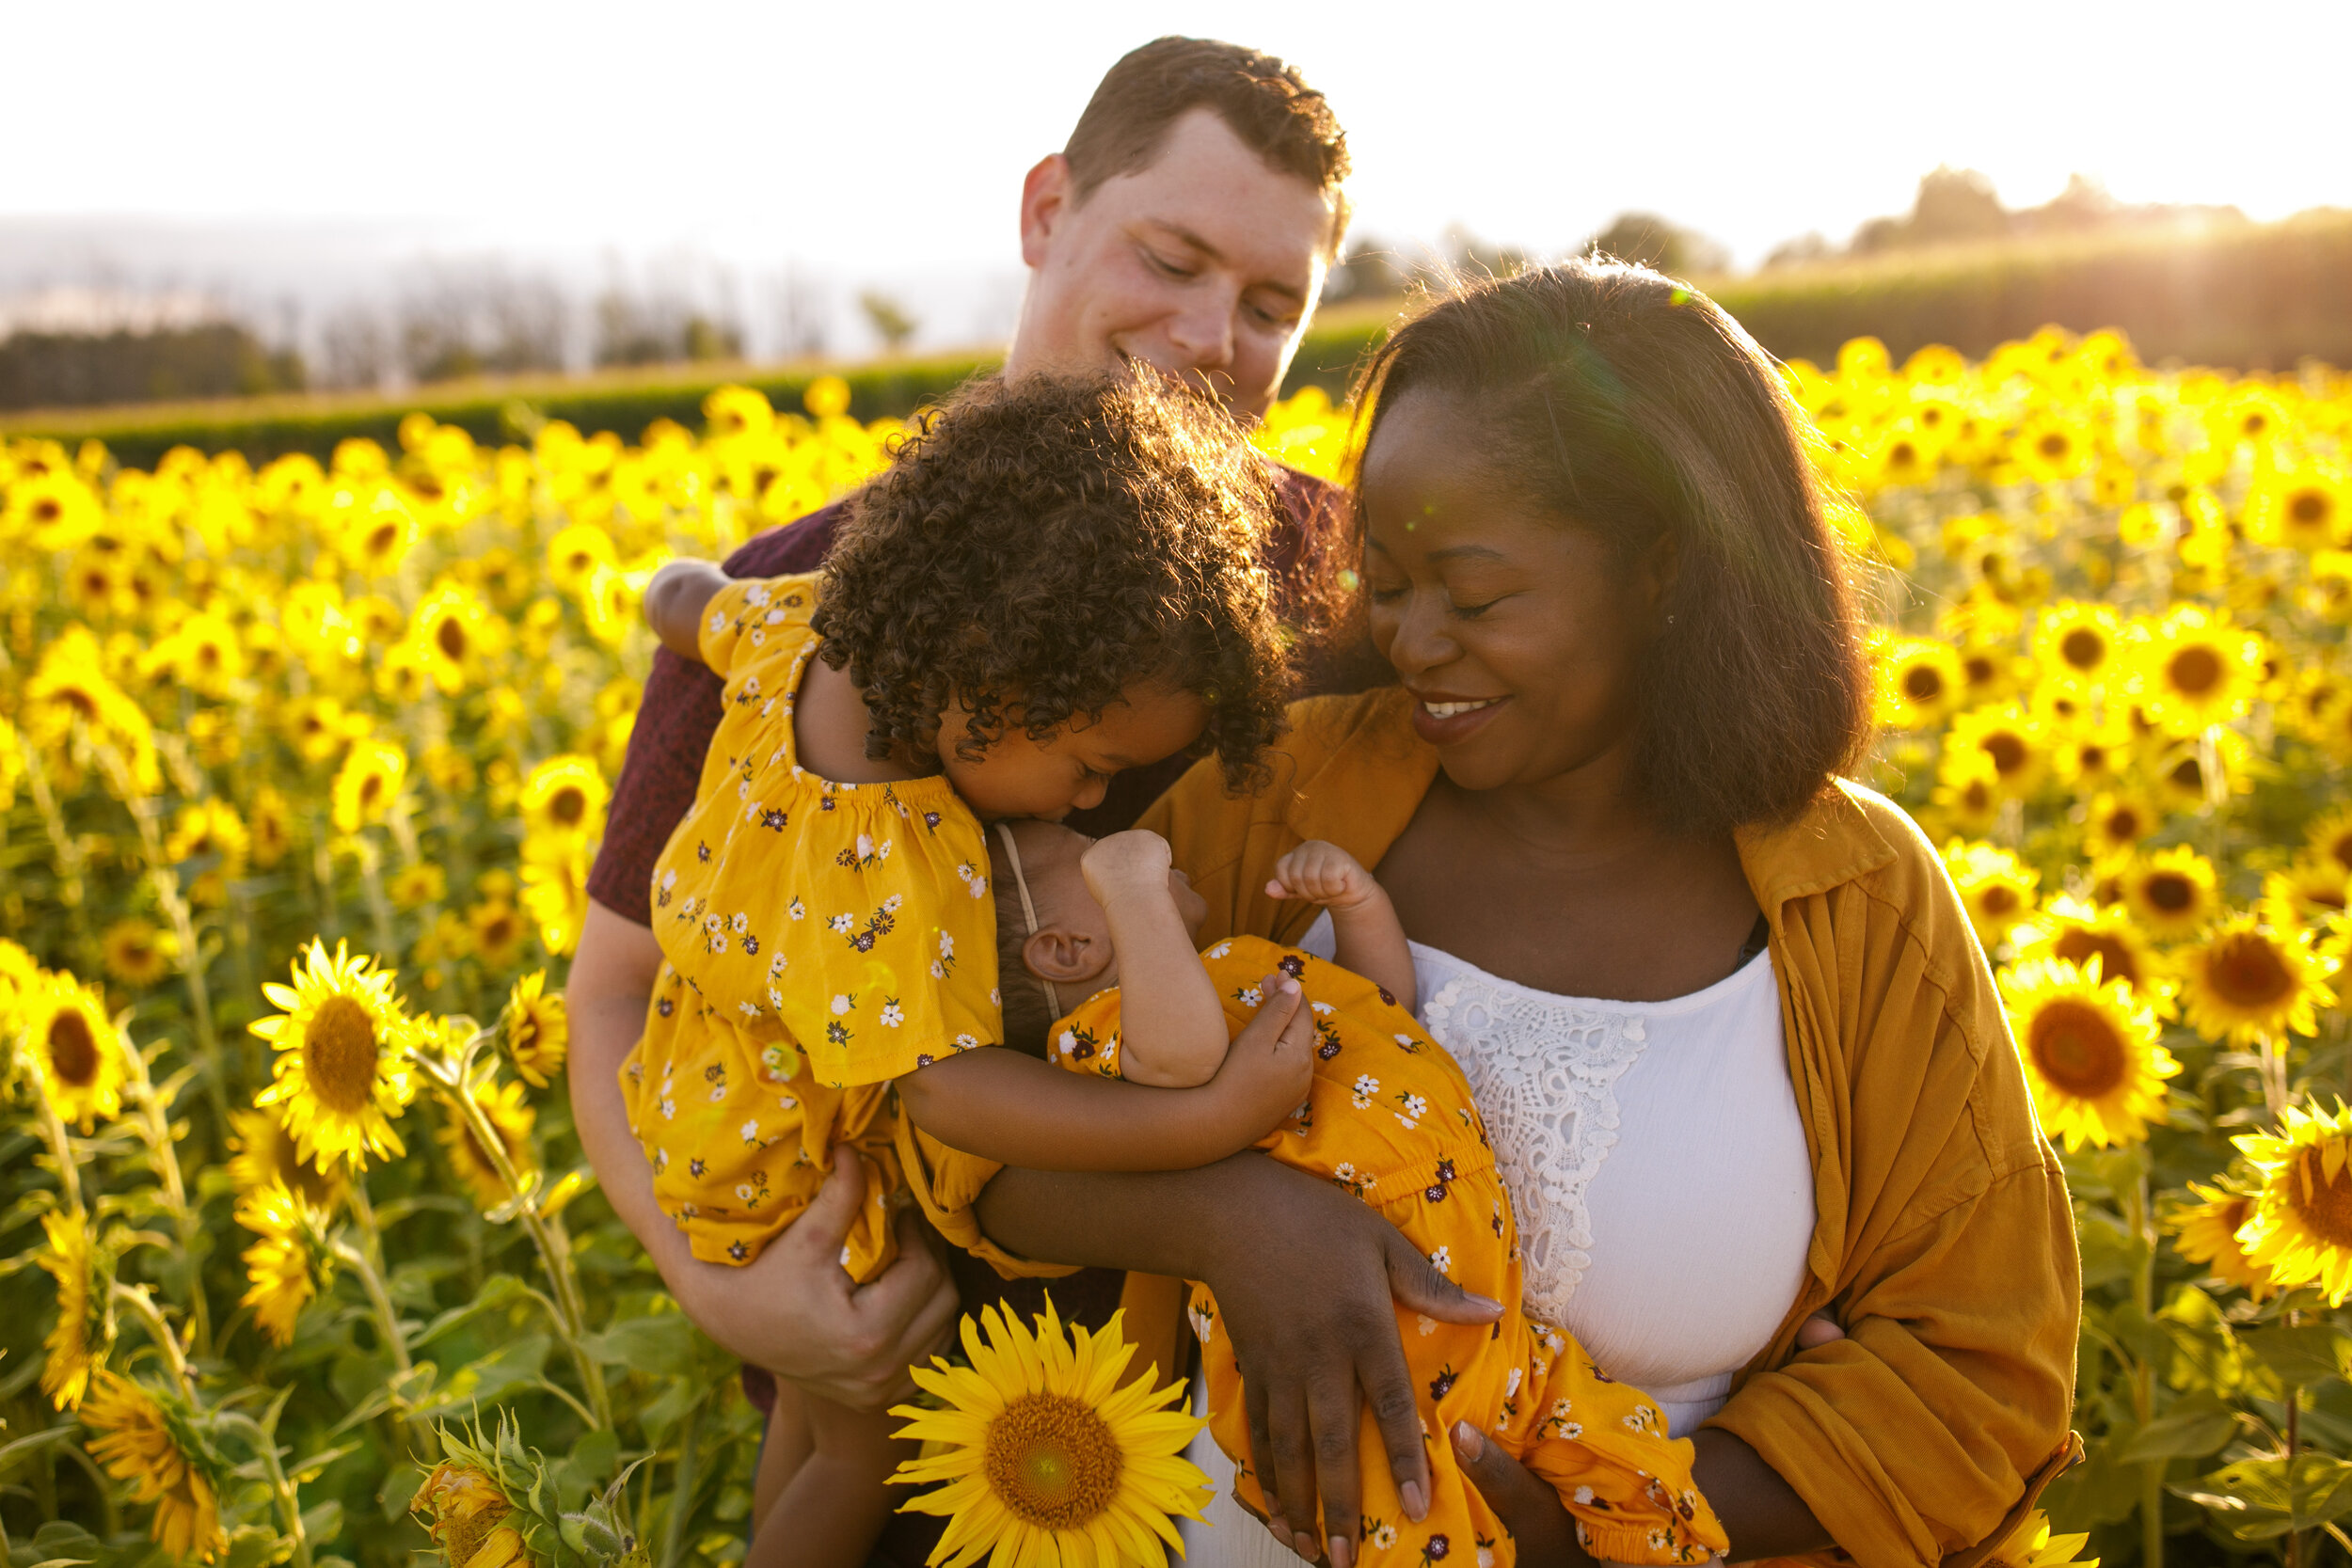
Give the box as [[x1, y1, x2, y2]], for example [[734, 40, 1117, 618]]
[[670, 1156, 961, 1410], [569, 899, 960, 1410]]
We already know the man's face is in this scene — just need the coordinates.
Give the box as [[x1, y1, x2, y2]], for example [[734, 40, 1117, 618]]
[[1007, 106, 1336, 420]]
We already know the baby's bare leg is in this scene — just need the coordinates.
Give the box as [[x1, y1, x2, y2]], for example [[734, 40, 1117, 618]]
[[750, 1381, 816, 1531], [745, 1390, 914, 1568]]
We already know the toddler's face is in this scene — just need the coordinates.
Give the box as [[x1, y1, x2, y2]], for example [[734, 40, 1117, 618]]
[[1004, 820, 1209, 995], [939, 682, 1207, 820]]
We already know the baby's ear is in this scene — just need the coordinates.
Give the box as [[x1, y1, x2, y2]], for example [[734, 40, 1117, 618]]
[[1024, 923, 1111, 986]]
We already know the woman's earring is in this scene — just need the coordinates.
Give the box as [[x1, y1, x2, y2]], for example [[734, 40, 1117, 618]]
[[1665, 613, 1677, 626]]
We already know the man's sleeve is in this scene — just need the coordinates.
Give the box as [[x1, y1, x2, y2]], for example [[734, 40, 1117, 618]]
[[583, 499, 848, 927]]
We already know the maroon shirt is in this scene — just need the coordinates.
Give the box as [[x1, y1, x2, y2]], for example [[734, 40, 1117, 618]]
[[587, 467, 1364, 1565]]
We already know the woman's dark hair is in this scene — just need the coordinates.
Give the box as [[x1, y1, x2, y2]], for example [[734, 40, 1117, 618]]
[[1353, 258, 1871, 833], [814, 370, 1292, 787]]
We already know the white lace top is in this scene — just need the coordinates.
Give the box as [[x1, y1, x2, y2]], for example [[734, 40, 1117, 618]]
[[1184, 916, 1817, 1568]]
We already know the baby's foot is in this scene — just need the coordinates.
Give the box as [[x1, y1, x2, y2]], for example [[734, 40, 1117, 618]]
[[1795, 1312, 1846, 1349]]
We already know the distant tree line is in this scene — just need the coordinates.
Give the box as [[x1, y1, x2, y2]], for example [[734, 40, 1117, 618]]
[[0, 324, 304, 411]]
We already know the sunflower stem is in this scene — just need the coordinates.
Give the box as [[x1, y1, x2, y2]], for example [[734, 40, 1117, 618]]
[[32, 1092, 87, 1220], [91, 739, 233, 1145], [338, 1180, 413, 1377], [123, 1040, 213, 1357], [658, 1387, 706, 1568], [2127, 1159, 2164, 1568], [110, 1281, 194, 1402], [2286, 1307, 2304, 1568], [18, 730, 94, 962], [350, 832, 399, 962], [217, 1409, 316, 1568], [437, 1046, 613, 1428]]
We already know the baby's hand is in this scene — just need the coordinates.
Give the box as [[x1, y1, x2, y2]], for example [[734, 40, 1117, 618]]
[[1267, 839, 1383, 912], [1795, 1312, 1846, 1349], [1080, 830, 1173, 900], [1208, 971, 1318, 1138]]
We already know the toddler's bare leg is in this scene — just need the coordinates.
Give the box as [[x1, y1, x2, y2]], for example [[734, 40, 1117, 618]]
[[745, 1391, 914, 1568], [751, 1381, 817, 1531]]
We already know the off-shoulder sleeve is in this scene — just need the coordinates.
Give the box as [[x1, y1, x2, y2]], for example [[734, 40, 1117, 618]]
[[766, 795, 1004, 1088], [1707, 797, 2080, 1568], [696, 574, 817, 677]]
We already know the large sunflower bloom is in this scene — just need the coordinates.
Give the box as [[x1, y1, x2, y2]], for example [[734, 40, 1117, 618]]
[[2235, 1101, 2352, 1305], [2305, 803, 2352, 882], [2173, 909, 2337, 1047], [501, 970, 568, 1088], [2082, 790, 2162, 861], [24, 972, 127, 1131], [1943, 839, 2041, 950], [2125, 605, 2263, 737], [2016, 895, 2168, 1002], [331, 737, 408, 834], [249, 939, 416, 1172], [1999, 956, 2177, 1150], [892, 1299, 1210, 1568], [236, 1180, 326, 1348], [1946, 705, 2046, 800], [1977, 1509, 2097, 1568], [2032, 601, 2123, 693], [1875, 636, 1965, 731], [518, 753, 608, 844], [101, 917, 178, 989], [81, 1371, 227, 1563], [434, 1069, 538, 1211], [2121, 846, 2220, 942], [38, 1211, 108, 1409], [2168, 1180, 2273, 1300], [226, 1107, 346, 1210]]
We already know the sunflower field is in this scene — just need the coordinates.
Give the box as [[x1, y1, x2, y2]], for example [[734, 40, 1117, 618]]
[[1, 327, 2350, 1568]]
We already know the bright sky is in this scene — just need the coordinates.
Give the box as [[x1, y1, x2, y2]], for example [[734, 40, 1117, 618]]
[[7, 0, 2347, 278]]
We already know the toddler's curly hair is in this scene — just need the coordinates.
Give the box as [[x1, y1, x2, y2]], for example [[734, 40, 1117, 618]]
[[813, 370, 1292, 786]]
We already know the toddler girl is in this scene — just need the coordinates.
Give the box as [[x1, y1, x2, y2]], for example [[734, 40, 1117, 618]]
[[622, 370, 1299, 1566], [899, 818, 1732, 1568]]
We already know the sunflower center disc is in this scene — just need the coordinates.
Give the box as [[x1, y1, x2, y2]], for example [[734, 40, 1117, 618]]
[[2060, 629, 2105, 671], [2290, 490, 2328, 527], [2169, 645, 2223, 697], [2208, 934, 2292, 1008], [437, 617, 468, 659], [2030, 999, 2125, 1097], [1983, 734, 2028, 775], [2293, 1150, 2352, 1249], [983, 1391, 1122, 1531], [1902, 667, 1944, 703], [2144, 874, 2195, 913], [48, 1010, 99, 1087], [304, 994, 381, 1114], [550, 787, 585, 826], [2052, 930, 2140, 990]]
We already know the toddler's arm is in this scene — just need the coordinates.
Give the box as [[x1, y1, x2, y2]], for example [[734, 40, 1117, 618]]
[[1268, 840, 1417, 1014], [895, 973, 1317, 1170], [1080, 831, 1231, 1088], [644, 559, 732, 663]]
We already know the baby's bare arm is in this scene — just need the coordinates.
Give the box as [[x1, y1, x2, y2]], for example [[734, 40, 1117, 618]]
[[895, 977, 1315, 1171], [1081, 832, 1231, 1087], [1268, 840, 1418, 1013], [644, 559, 732, 662]]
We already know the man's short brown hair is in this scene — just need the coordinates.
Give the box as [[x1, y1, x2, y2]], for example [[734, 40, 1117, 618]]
[[1063, 37, 1350, 249]]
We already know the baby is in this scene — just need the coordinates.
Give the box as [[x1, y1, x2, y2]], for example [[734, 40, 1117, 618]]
[[895, 819, 1733, 1568]]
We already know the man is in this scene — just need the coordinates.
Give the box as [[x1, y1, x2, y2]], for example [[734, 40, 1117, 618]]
[[569, 35, 1356, 1563]]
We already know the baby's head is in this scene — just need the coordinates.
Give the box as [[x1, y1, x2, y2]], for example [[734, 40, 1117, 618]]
[[987, 818, 1210, 1050], [809, 368, 1297, 821]]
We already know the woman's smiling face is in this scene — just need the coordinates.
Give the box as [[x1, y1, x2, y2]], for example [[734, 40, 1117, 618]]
[[1361, 388, 1663, 794]]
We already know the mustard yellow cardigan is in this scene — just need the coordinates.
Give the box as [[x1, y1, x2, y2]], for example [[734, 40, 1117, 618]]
[[1125, 689, 2083, 1568]]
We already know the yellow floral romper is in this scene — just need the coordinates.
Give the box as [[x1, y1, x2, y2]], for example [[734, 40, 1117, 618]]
[[620, 574, 1001, 1276], [1047, 938, 1728, 1568]]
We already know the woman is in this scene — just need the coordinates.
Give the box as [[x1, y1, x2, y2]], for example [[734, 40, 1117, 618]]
[[970, 261, 2080, 1568]]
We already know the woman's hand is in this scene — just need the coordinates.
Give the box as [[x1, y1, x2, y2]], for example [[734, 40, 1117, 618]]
[[1196, 1165, 1504, 1567], [1448, 1421, 1596, 1568], [1450, 1319, 1848, 1567]]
